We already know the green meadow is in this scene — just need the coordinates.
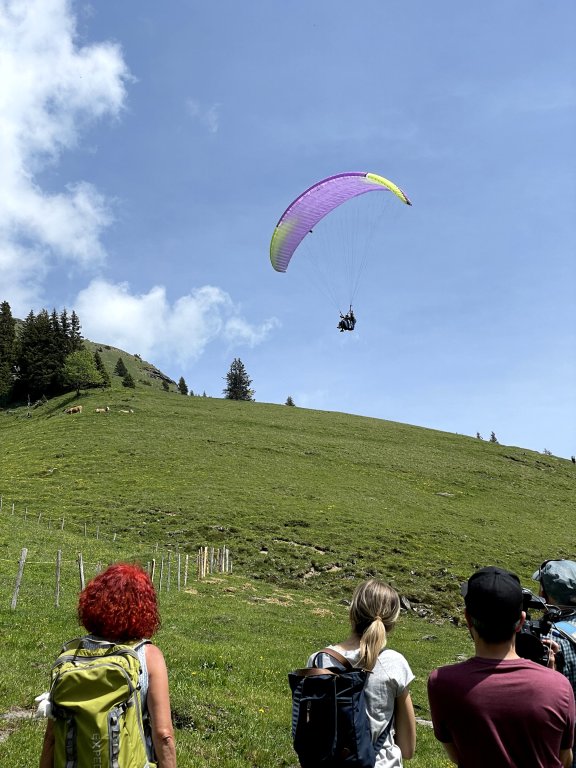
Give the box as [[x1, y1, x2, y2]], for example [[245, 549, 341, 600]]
[[1, 349, 574, 765]]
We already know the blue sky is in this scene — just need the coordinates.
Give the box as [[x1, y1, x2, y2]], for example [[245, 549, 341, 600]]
[[1, 0, 575, 457]]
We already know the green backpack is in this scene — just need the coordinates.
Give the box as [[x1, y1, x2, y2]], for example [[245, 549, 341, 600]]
[[49, 636, 157, 768]]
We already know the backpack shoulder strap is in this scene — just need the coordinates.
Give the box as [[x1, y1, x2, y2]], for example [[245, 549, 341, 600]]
[[131, 638, 152, 652], [315, 647, 355, 670], [59, 635, 88, 654]]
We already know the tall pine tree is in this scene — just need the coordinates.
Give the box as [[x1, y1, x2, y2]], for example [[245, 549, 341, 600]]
[[16, 310, 60, 398], [0, 301, 16, 403], [114, 357, 128, 377], [223, 358, 254, 401], [93, 351, 111, 388], [60, 309, 71, 352], [69, 310, 83, 352]]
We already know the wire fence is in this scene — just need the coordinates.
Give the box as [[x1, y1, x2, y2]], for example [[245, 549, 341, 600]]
[[0, 495, 232, 610]]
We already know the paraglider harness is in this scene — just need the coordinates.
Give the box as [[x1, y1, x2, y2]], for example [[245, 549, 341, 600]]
[[338, 307, 356, 332]]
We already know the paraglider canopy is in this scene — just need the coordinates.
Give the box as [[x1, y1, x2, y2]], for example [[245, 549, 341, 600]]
[[270, 172, 411, 273]]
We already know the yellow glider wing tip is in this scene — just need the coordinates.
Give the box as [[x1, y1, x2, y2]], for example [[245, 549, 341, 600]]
[[365, 172, 412, 206]]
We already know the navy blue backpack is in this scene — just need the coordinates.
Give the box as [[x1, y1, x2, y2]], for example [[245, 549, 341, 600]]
[[289, 648, 392, 768]]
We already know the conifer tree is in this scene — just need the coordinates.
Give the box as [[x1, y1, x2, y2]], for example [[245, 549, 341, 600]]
[[93, 351, 111, 388], [285, 396, 295, 406], [60, 309, 71, 351], [49, 308, 68, 389], [223, 358, 254, 401], [69, 310, 83, 352], [489, 431, 498, 444], [114, 357, 128, 377], [177, 376, 188, 395], [0, 301, 16, 402], [122, 371, 136, 388], [17, 310, 60, 397]]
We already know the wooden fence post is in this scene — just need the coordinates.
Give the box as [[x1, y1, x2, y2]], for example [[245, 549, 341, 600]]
[[151, 559, 156, 586], [159, 558, 164, 593], [60, 518, 65, 530], [77, 553, 85, 590], [55, 550, 62, 607], [177, 553, 181, 592], [184, 554, 189, 587], [166, 551, 172, 592], [11, 548, 28, 610]]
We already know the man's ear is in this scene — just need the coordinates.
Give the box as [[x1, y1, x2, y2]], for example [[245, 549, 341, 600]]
[[514, 611, 527, 633], [464, 609, 473, 630]]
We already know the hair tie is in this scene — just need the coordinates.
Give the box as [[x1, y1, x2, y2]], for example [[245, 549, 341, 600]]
[[374, 615, 383, 622]]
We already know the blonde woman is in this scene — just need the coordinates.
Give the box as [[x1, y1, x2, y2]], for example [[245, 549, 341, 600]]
[[308, 578, 416, 767]]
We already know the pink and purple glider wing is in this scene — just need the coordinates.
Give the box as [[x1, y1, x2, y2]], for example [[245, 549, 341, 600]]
[[270, 172, 411, 273]]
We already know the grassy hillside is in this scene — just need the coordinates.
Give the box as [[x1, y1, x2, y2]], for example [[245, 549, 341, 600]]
[[0, 351, 574, 765], [1, 353, 574, 616]]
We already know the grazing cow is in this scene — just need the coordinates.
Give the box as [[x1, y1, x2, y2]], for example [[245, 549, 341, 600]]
[[95, 406, 110, 413], [64, 405, 83, 414], [119, 408, 134, 414]]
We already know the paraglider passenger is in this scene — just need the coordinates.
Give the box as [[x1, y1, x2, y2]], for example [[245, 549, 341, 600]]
[[338, 307, 356, 332]]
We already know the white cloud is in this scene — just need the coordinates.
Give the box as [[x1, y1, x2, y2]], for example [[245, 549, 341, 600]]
[[185, 98, 221, 133], [0, 0, 130, 308], [223, 316, 280, 346], [75, 279, 279, 364]]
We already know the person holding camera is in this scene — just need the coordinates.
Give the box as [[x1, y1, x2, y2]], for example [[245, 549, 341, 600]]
[[427, 566, 575, 767], [534, 560, 576, 766]]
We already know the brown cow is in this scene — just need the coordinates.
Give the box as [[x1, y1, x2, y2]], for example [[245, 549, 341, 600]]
[[64, 405, 83, 414]]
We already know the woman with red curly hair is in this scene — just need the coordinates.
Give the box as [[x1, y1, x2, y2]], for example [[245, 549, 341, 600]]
[[39, 563, 176, 768]]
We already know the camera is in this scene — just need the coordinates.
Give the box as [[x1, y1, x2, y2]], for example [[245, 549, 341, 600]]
[[516, 589, 576, 670]]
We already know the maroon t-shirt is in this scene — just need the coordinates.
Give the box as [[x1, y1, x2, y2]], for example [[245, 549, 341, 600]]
[[428, 656, 575, 767]]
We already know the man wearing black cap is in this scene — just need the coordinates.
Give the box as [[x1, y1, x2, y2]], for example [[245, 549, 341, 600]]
[[427, 566, 575, 767]]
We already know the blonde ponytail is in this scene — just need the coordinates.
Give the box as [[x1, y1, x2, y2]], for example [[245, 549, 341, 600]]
[[350, 579, 401, 671]]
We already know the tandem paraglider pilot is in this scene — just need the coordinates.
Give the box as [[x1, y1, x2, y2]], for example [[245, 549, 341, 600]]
[[338, 306, 356, 332]]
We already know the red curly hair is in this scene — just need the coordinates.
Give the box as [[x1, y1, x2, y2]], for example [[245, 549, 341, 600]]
[[78, 563, 160, 642]]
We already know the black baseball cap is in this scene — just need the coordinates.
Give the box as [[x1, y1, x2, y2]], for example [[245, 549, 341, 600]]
[[461, 566, 523, 623]]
